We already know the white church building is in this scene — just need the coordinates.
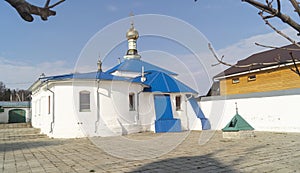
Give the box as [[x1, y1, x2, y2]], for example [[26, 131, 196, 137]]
[[29, 22, 210, 138]]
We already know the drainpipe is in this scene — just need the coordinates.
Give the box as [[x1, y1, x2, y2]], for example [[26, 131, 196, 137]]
[[95, 61, 102, 133], [46, 82, 55, 133], [95, 78, 101, 133], [136, 87, 144, 124], [137, 67, 146, 124]]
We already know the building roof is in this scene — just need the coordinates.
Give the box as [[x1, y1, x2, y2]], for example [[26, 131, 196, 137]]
[[132, 71, 197, 94], [0, 101, 31, 108], [106, 59, 177, 75], [215, 43, 300, 79], [40, 71, 127, 81], [29, 71, 146, 91]]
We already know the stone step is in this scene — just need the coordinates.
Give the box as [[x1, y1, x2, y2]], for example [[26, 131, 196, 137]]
[[0, 125, 48, 141], [0, 123, 32, 129], [0, 127, 41, 135]]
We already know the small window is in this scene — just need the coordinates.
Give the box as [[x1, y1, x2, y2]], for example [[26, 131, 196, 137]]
[[232, 78, 240, 84], [129, 93, 135, 111], [175, 95, 181, 111], [79, 91, 90, 112], [248, 75, 256, 82]]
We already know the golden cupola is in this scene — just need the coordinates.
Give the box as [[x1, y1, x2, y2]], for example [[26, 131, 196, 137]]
[[124, 22, 141, 60]]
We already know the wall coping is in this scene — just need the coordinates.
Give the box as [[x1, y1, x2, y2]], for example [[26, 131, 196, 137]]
[[201, 88, 300, 101], [0, 101, 31, 108]]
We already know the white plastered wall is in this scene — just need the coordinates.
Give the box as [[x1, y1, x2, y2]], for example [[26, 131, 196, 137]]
[[0, 107, 30, 123], [31, 79, 206, 138], [200, 94, 300, 132]]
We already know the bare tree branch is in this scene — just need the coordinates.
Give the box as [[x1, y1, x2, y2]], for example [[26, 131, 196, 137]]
[[290, 0, 300, 17], [258, 12, 300, 47], [208, 43, 283, 68], [5, 0, 65, 22], [242, 0, 300, 34], [209, 42, 300, 76], [289, 52, 300, 75], [255, 42, 300, 51]]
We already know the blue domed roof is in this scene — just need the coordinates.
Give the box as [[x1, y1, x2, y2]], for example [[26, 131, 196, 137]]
[[132, 70, 197, 94]]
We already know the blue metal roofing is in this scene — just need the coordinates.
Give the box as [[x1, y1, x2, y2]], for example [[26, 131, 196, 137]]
[[106, 59, 177, 75], [132, 71, 197, 94], [40, 71, 129, 82]]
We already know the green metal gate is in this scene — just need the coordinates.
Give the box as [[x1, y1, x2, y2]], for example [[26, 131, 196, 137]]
[[8, 109, 26, 123]]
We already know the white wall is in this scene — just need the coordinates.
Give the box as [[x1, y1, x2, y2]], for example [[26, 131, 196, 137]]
[[139, 93, 203, 132], [31, 82, 85, 138], [96, 80, 143, 136], [31, 80, 146, 138], [200, 92, 300, 132], [31, 79, 206, 138], [0, 107, 30, 123], [171, 94, 202, 131]]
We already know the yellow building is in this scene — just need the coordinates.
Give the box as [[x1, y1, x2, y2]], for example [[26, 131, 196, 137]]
[[214, 44, 300, 96]]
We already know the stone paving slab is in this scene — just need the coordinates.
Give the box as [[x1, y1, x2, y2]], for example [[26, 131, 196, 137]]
[[0, 130, 299, 173]]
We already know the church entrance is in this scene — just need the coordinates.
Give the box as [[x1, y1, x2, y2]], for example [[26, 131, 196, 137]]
[[154, 94, 173, 120]]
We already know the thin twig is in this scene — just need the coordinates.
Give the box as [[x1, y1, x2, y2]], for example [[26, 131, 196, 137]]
[[255, 42, 300, 51], [290, 52, 300, 75], [243, 0, 300, 33], [208, 43, 284, 68], [259, 12, 300, 48], [290, 0, 300, 17], [44, 0, 51, 8], [47, 0, 65, 9], [276, 0, 281, 14]]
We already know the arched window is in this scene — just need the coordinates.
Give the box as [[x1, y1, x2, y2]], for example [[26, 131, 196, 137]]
[[79, 91, 90, 112], [129, 93, 135, 111], [175, 95, 181, 111]]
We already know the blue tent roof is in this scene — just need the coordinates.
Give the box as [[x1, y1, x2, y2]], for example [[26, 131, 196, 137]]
[[132, 71, 197, 94], [106, 59, 177, 75]]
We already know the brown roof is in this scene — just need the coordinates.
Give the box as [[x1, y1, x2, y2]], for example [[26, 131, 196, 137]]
[[215, 43, 300, 79]]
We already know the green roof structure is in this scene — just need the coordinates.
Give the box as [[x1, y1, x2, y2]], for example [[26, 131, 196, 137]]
[[222, 113, 254, 132]]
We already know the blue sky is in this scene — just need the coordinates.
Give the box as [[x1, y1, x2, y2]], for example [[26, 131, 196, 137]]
[[0, 0, 298, 92]]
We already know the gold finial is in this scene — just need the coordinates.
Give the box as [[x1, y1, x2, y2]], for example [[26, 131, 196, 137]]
[[126, 12, 139, 40]]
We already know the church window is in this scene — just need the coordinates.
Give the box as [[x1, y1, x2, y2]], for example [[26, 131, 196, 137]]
[[175, 95, 181, 111], [129, 93, 135, 111], [79, 91, 90, 112]]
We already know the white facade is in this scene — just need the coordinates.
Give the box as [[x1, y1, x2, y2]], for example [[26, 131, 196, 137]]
[[30, 78, 204, 138], [200, 89, 300, 132]]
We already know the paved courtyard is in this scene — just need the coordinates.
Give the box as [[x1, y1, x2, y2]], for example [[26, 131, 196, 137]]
[[0, 127, 299, 173]]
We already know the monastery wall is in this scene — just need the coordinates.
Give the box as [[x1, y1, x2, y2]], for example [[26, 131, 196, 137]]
[[200, 88, 300, 132], [0, 107, 30, 123]]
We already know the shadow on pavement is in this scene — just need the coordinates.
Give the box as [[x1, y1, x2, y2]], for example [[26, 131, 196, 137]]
[[0, 140, 63, 152], [129, 153, 238, 172]]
